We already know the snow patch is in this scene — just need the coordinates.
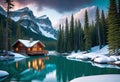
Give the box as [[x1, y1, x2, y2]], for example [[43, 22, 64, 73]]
[[9, 52, 26, 58], [11, 16, 20, 22], [66, 45, 120, 68], [30, 28, 38, 34], [0, 70, 9, 77], [37, 23, 56, 39], [70, 74, 120, 82]]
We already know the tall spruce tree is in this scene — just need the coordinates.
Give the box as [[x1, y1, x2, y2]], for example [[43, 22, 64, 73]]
[[118, 0, 120, 16], [84, 10, 91, 52], [74, 20, 78, 52], [90, 20, 96, 47], [78, 20, 84, 51], [61, 25, 65, 52], [64, 18, 69, 52], [101, 10, 107, 46], [95, 7, 102, 49], [57, 25, 62, 52], [0, 21, 4, 50], [108, 0, 120, 55], [69, 14, 74, 51]]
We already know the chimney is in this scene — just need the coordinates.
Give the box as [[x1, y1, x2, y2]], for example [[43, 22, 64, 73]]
[[30, 38, 33, 43]]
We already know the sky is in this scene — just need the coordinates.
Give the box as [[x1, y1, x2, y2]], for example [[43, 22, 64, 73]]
[[0, 0, 109, 29]]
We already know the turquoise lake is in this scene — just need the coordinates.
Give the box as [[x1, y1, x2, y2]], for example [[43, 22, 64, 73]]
[[0, 55, 120, 82]]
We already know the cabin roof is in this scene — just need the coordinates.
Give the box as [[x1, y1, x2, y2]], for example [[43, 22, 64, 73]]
[[12, 39, 45, 47]]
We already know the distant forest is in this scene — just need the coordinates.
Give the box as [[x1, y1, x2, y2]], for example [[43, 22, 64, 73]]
[[57, 0, 120, 55]]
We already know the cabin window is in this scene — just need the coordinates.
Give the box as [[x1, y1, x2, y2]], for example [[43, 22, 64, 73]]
[[32, 48, 37, 51], [28, 48, 31, 51], [39, 48, 42, 51], [16, 48, 18, 51]]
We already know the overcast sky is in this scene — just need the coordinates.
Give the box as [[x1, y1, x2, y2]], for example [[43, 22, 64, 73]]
[[0, 0, 109, 29]]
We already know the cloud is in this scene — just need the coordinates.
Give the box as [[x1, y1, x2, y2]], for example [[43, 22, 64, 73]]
[[0, 0, 94, 13], [53, 6, 96, 29]]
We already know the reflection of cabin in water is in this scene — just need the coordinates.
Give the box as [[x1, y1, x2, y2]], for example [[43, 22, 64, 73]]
[[12, 39, 48, 56]]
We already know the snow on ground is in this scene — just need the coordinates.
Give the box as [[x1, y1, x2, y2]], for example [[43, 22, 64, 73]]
[[0, 70, 9, 81], [0, 70, 9, 77], [70, 74, 120, 82], [66, 45, 120, 68], [9, 52, 26, 58], [48, 51, 58, 56], [8, 52, 28, 63]]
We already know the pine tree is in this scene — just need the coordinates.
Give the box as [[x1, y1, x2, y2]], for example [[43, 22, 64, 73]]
[[0, 21, 4, 50], [69, 14, 75, 51], [64, 18, 69, 52], [84, 10, 91, 52], [78, 20, 84, 51], [118, 0, 120, 16], [100, 10, 107, 46], [74, 20, 78, 52], [57, 25, 62, 52], [95, 7, 102, 49], [61, 25, 65, 53], [90, 21, 96, 47], [108, 0, 120, 55]]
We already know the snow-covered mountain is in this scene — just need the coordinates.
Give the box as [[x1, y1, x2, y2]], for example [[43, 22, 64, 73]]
[[0, 6, 57, 39]]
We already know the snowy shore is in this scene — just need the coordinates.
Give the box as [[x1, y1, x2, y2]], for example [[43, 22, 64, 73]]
[[66, 46, 120, 68], [0, 70, 9, 81], [70, 74, 120, 82]]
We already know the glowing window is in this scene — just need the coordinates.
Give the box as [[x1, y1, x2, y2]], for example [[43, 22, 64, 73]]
[[32, 48, 37, 51], [39, 48, 42, 51], [28, 48, 31, 51], [16, 48, 18, 51]]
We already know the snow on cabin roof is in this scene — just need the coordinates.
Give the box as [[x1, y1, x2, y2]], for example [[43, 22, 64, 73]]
[[12, 39, 45, 47]]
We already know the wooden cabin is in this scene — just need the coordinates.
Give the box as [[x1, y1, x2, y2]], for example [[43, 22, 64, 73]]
[[12, 39, 48, 56]]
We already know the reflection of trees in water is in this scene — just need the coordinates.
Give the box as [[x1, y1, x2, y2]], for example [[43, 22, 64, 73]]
[[1, 56, 120, 82], [3, 57, 56, 81], [48, 56, 120, 82]]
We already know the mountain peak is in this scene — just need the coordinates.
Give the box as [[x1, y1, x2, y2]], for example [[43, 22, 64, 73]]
[[15, 7, 31, 12], [38, 15, 48, 19]]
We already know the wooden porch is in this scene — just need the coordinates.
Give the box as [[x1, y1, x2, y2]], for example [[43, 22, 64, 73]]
[[27, 50, 48, 56]]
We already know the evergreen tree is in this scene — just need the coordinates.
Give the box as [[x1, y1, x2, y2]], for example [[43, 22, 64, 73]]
[[61, 25, 65, 52], [118, 0, 120, 16], [74, 20, 78, 52], [0, 21, 4, 50], [90, 20, 97, 47], [84, 10, 91, 52], [8, 27, 12, 50], [95, 7, 102, 49], [69, 14, 75, 51], [100, 10, 107, 46], [108, 0, 120, 55], [78, 20, 84, 51], [64, 18, 69, 52], [57, 25, 62, 52]]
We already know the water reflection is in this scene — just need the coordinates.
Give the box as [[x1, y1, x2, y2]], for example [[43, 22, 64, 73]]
[[1, 56, 120, 82], [13, 57, 56, 81], [16, 62, 18, 69]]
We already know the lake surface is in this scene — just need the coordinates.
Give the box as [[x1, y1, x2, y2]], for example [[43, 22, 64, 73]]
[[0, 55, 120, 82]]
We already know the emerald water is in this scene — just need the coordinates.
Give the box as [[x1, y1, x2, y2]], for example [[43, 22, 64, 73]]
[[0, 55, 120, 82]]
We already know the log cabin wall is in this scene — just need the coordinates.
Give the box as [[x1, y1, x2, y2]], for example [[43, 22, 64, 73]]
[[13, 41, 27, 54]]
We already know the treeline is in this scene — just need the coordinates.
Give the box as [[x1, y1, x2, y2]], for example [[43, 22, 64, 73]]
[[57, 0, 120, 55], [0, 14, 56, 51]]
